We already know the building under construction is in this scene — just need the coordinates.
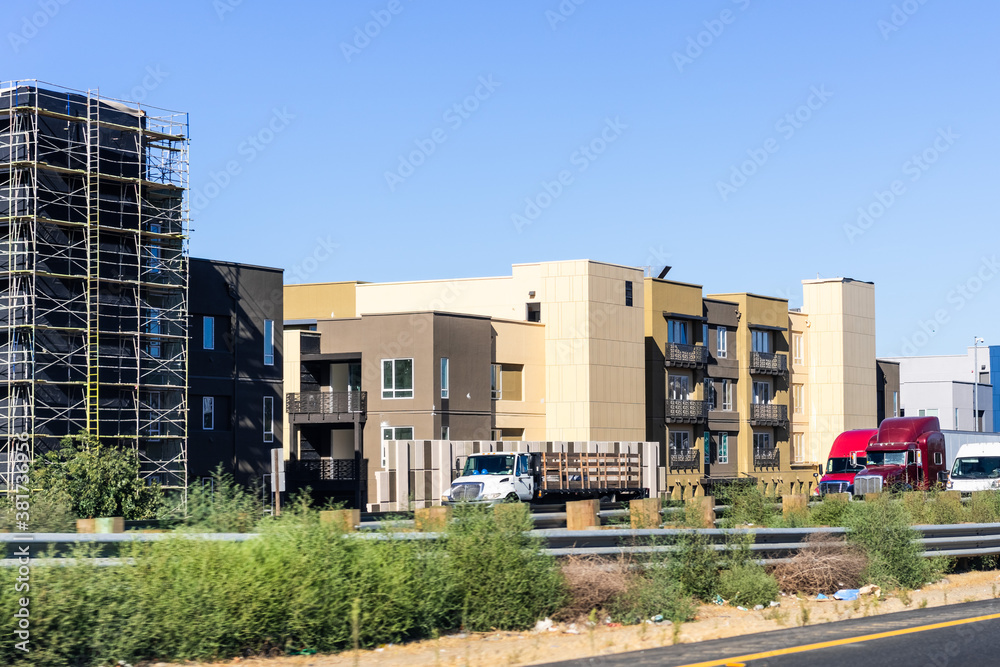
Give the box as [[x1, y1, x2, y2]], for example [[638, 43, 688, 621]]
[[0, 81, 189, 494]]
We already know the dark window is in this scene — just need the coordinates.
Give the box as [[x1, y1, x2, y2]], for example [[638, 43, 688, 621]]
[[526, 302, 541, 322], [625, 281, 633, 307]]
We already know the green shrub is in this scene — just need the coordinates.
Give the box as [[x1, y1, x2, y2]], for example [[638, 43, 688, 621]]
[[718, 484, 779, 528], [967, 490, 1000, 523], [808, 496, 851, 527], [183, 465, 263, 532], [921, 490, 963, 526], [843, 494, 943, 589], [608, 565, 697, 625], [717, 563, 779, 608]]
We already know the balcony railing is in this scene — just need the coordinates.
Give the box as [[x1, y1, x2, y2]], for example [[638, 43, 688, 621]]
[[286, 458, 367, 482], [665, 399, 709, 424], [668, 447, 700, 472], [753, 448, 780, 470], [749, 403, 788, 426], [664, 343, 708, 369], [749, 351, 787, 375], [286, 391, 367, 420]]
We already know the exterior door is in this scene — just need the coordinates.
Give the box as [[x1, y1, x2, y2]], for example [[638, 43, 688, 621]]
[[515, 454, 534, 500]]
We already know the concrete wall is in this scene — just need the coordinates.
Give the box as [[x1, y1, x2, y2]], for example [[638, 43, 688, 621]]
[[285, 281, 360, 320]]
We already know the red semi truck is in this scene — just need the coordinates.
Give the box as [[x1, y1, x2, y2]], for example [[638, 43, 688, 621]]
[[852, 416, 948, 495], [813, 428, 878, 496]]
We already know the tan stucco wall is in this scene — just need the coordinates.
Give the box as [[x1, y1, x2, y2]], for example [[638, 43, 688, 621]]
[[493, 319, 546, 439], [284, 282, 360, 320]]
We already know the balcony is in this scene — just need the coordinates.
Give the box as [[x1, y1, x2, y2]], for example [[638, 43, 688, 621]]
[[665, 399, 709, 424], [664, 343, 708, 369], [753, 447, 780, 470], [286, 391, 367, 424], [749, 403, 788, 427], [669, 447, 700, 472], [286, 458, 367, 492], [749, 351, 787, 375]]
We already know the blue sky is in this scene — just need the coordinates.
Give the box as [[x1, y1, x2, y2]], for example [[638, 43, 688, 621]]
[[6, 0, 999, 357]]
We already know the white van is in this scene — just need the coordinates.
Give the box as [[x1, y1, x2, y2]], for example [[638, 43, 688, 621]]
[[945, 442, 1000, 492]]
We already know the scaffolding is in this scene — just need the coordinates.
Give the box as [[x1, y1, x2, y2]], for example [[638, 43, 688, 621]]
[[0, 80, 189, 495]]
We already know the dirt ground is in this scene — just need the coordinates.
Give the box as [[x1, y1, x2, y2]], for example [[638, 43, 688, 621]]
[[180, 569, 1000, 667]]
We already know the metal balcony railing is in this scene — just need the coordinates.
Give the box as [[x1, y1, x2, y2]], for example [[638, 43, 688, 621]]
[[665, 399, 709, 424], [286, 458, 367, 482], [753, 447, 780, 470], [286, 391, 367, 415], [749, 403, 788, 426], [668, 447, 700, 471], [749, 351, 787, 375], [664, 343, 708, 368]]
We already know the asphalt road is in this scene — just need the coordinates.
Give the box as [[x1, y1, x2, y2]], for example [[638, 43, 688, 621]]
[[542, 598, 1000, 667]]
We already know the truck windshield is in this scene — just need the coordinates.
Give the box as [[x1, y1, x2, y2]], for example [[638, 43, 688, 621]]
[[462, 455, 516, 476], [866, 450, 907, 466], [826, 457, 866, 474], [951, 457, 1000, 479]]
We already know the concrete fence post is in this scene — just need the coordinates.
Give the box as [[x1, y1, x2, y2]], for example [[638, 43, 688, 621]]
[[566, 499, 600, 531], [630, 497, 662, 529], [686, 495, 714, 528]]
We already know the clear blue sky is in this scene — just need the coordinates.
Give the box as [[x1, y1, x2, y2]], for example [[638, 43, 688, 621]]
[[7, 0, 999, 357]]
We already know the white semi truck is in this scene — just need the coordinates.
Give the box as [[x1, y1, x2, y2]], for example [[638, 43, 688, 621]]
[[441, 450, 646, 504]]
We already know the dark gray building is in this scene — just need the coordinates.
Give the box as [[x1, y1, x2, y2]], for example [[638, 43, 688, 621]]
[[188, 258, 283, 484]]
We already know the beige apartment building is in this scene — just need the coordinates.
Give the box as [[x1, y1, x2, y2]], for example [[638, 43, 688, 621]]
[[283, 261, 880, 503]]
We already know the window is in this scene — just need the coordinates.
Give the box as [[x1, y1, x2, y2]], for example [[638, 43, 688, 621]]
[[667, 320, 688, 344], [203, 316, 215, 350], [148, 223, 162, 274], [955, 408, 960, 428], [440, 425, 450, 440], [145, 391, 162, 436], [893, 391, 899, 417], [202, 396, 214, 431], [380, 426, 414, 468], [705, 378, 717, 409], [440, 357, 449, 399], [717, 326, 727, 358], [721, 379, 734, 411], [499, 364, 523, 401], [793, 384, 804, 414], [526, 302, 541, 322], [668, 374, 690, 400], [669, 430, 691, 453], [264, 319, 274, 366], [263, 396, 274, 443], [792, 433, 804, 463], [146, 308, 161, 359], [792, 333, 804, 365], [753, 432, 771, 451], [382, 358, 414, 399], [491, 363, 502, 400], [702, 323, 709, 344], [625, 280, 633, 307], [752, 330, 770, 353], [717, 433, 729, 464], [753, 381, 771, 405], [918, 408, 939, 417], [933, 451, 943, 465]]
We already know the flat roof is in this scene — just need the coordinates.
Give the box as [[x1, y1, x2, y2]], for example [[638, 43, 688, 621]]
[[191, 257, 284, 273]]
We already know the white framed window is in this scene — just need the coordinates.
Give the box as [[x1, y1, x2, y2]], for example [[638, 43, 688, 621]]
[[380, 426, 414, 469], [705, 378, 717, 409], [753, 381, 772, 405], [793, 384, 804, 414], [792, 333, 804, 365], [669, 430, 691, 453], [752, 330, 770, 353], [440, 425, 450, 440], [202, 396, 214, 431], [263, 396, 274, 443], [893, 391, 899, 417], [440, 357, 449, 399], [721, 379, 734, 411], [717, 326, 727, 358], [264, 319, 274, 366], [753, 432, 771, 450], [382, 358, 414, 399], [718, 433, 729, 464], [667, 320, 689, 344], [203, 316, 215, 350], [668, 374, 690, 400], [491, 363, 502, 400], [793, 433, 804, 463]]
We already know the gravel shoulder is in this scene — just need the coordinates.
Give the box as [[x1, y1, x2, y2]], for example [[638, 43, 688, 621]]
[[186, 569, 1000, 667]]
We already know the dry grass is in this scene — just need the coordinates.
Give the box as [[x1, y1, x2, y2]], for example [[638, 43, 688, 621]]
[[555, 555, 631, 621], [771, 533, 868, 595]]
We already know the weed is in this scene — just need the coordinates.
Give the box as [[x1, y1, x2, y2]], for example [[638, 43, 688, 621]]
[[919, 598, 928, 609], [717, 563, 779, 608], [898, 589, 912, 606], [799, 601, 811, 626]]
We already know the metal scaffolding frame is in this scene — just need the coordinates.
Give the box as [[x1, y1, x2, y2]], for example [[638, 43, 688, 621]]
[[0, 80, 189, 495]]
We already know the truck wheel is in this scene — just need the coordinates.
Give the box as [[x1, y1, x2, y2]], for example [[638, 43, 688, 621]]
[[600, 494, 615, 504], [504, 493, 520, 503]]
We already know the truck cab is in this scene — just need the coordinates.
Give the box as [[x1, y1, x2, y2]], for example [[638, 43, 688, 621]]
[[853, 417, 947, 495], [814, 428, 877, 496], [944, 442, 1000, 492], [441, 452, 536, 504]]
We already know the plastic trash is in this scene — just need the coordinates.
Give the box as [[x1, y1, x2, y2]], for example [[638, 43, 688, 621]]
[[534, 618, 554, 633], [859, 584, 882, 598], [833, 589, 860, 601], [753, 605, 764, 611], [737, 606, 748, 611], [816, 593, 828, 600], [769, 601, 780, 607], [651, 614, 663, 622], [713, 594, 726, 606]]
